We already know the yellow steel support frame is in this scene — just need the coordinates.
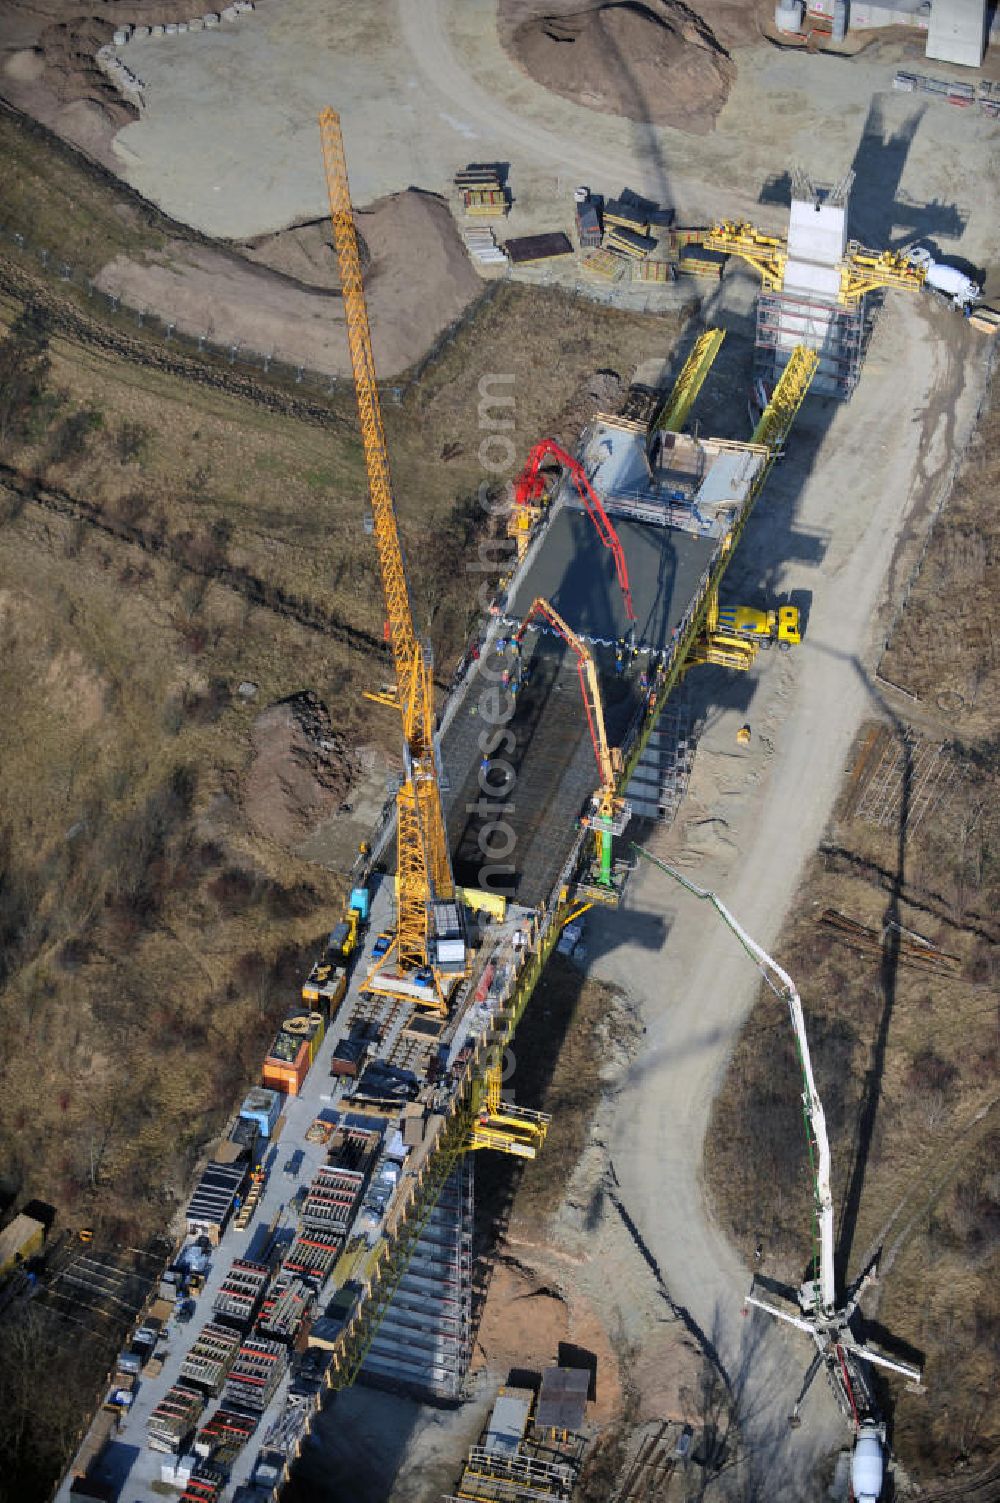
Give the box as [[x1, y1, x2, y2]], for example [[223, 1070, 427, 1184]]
[[839, 243, 927, 304], [468, 1060, 550, 1158], [751, 345, 819, 449], [654, 327, 725, 432], [703, 220, 787, 290], [320, 109, 455, 989], [679, 347, 819, 680]]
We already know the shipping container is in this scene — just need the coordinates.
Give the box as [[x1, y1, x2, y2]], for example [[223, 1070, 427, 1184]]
[[263, 1031, 311, 1096], [240, 1087, 282, 1138]]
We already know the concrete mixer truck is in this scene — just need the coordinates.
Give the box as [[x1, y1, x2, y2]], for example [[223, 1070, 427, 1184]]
[[907, 247, 981, 313], [852, 1419, 887, 1502]]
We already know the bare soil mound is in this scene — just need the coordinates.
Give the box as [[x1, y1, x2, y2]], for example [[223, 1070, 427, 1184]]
[[96, 189, 482, 376], [244, 690, 358, 848], [509, 0, 736, 135]]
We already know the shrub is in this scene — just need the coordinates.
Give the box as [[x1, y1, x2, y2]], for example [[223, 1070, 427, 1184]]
[[50, 406, 103, 465], [115, 419, 150, 464]]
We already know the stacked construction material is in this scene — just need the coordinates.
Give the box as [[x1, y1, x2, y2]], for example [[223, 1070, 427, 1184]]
[[604, 193, 652, 233], [581, 248, 625, 282], [193, 1406, 257, 1467], [665, 227, 709, 254], [604, 222, 658, 260], [301, 1165, 366, 1238], [257, 1274, 316, 1343], [221, 1336, 287, 1415], [212, 1259, 269, 1330], [233, 1164, 266, 1231], [185, 1159, 247, 1243], [676, 247, 725, 279], [147, 1383, 204, 1452], [179, 1323, 242, 1396], [260, 1397, 311, 1464], [179, 1465, 226, 1503], [634, 260, 675, 283], [280, 1227, 341, 1283], [463, 227, 508, 265], [575, 197, 602, 249], [455, 165, 507, 216]]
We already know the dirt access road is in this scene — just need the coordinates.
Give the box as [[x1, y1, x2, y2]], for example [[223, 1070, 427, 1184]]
[[582, 284, 994, 1492]]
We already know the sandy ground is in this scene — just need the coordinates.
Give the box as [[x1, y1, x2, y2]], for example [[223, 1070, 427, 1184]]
[[47, 0, 991, 275], [508, 1, 736, 136], [93, 190, 482, 376]]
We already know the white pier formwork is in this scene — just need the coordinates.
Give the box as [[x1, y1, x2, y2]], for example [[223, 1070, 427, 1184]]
[[754, 173, 863, 399], [925, 0, 988, 66]]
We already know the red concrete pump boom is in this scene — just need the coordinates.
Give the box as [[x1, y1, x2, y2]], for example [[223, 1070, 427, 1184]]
[[513, 439, 636, 624]]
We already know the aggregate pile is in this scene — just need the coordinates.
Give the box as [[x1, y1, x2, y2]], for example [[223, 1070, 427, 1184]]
[[510, 1, 736, 135]]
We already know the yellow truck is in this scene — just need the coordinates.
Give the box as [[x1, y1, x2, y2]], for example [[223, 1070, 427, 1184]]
[[716, 604, 800, 649]]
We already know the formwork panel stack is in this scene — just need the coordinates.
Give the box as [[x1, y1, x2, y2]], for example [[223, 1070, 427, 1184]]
[[258, 1274, 316, 1344], [193, 1407, 257, 1468], [147, 1383, 205, 1453], [221, 1336, 287, 1415], [179, 1323, 242, 1396], [212, 1259, 269, 1330], [280, 1228, 341, 1284], [301, 1165, 365, 1239]]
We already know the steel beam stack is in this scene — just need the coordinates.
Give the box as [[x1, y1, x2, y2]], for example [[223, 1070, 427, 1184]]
[[212, 1259, 269, 1330], [221, 1337, 287, 1415], [193, 1407, 257, 1468], [360, 1158, 473, 1401], [258, 1275, 315, 1344], [280, 1228, 341, 1283], [179, 1466, 225, 1503]]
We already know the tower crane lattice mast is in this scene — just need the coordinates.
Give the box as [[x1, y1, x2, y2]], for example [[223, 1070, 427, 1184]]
[[319, 108, 456, 997]]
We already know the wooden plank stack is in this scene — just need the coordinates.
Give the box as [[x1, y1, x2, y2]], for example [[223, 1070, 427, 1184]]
[[455, 166, 507, 217]]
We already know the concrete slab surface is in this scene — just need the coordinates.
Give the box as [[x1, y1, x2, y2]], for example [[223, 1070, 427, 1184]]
[[507, 506, 718, 651]]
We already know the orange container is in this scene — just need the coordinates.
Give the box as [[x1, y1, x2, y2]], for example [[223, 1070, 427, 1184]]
[[262, 1034, 310, 1096]]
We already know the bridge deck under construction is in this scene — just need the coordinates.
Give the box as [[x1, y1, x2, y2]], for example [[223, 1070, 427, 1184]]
[[443, 638, 643, 908], [56, 343, 820, 1503]]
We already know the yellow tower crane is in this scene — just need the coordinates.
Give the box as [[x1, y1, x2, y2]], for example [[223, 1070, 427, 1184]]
[[319, 109, 461, 1009]]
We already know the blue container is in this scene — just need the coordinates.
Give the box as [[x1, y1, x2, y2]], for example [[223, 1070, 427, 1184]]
[[240, 1086, 282, 1138]]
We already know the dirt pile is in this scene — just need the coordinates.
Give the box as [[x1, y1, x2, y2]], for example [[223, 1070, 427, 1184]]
[[32, 16, 133, 126], [509, 1, 735, 135], [244, 690, 358, 848], [474, 1257, 624, 1425], [96, 190, 483, 377]]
